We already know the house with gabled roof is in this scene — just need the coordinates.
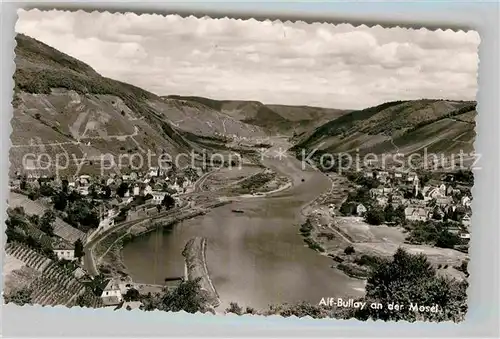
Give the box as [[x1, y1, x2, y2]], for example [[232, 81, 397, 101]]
[[53, 239, 75, 261], [100, 279, 123, 307], [356, 203, 367, 216], [404, 206, 428, 222]]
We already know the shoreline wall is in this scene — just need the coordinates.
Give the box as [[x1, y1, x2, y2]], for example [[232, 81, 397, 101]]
[[182, 237, 221, 308]]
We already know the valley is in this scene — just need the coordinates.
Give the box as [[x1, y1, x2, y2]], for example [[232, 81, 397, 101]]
[[5, 33, 473, 321]]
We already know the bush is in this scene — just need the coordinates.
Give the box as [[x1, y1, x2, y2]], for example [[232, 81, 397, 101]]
[[304, 238, 325, 252], [4, 287, 33, 306], [354, 248, 468, 322], [52, 192, 68, 211], [299, 220, 313, 237], [344, 246, 355, 255], [407, 221, 461, 249], [353, 254, 386, 270], [123, 288, 140, 302], [365, 207, 385, 225], [226, 302, 243, 315]]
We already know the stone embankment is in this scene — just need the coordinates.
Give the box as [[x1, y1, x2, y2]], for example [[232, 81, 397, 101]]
[[182, 237, 220, 309]]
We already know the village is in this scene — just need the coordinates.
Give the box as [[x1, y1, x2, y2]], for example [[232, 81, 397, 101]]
[[301, 166, 473, 281], [344, 168, 472, 238], [4, 164, 208, 309]]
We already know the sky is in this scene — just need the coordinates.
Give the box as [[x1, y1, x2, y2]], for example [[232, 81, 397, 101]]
[[16, 9, 480, 109]]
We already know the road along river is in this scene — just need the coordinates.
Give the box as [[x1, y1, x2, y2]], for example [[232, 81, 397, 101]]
[[122, 138, 365, 310]]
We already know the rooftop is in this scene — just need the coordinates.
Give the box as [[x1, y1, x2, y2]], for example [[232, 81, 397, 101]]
[[52, 239, 74, 250], [102, 296, 122, 306]]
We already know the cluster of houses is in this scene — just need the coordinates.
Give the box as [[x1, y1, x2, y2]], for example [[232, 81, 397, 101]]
[[11, 166, 200, 198], [9, 166, 203, 261], [355, 170, 472, 239], [67, 167, 198, 198]]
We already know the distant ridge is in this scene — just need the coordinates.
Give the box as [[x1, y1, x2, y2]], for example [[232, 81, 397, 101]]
[[163, 95, 350, 135], [292, 98, 476, 159]]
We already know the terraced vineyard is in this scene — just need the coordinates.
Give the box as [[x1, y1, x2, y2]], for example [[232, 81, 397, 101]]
[[5, 243, 102, 307], [6, 242, 52, 271]]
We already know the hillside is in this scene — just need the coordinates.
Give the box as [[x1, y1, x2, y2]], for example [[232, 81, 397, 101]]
[[164, 95, 349, 135], [12, 34, 205, 175], [150, 96, 267, 139], [293, 99, 477, 162], [12, 34, 272, 176]]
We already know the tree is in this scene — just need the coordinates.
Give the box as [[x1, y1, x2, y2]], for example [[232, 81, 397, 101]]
[[394, 205, 406, 223], [5, 210, 28, 243], [66, 200, 100, 229], [123, 288, 140, 302], [160, 278, 207, 313], [68, 190, 82, 203], [116, 182, 129, 198], [419, 172, 431, 187], [4, 287, 33, 306], [384, 204, 395, 222], [20, 176, 27, 190], [340, 201, 355, 216], [102, 185, 112, 199], [226, 302, 243, 315], [39, 184, 54, 197], [344, 246, 355, 255], [61, 179, 69, 194], [40, 210, 56, 236], [74, 239, 84, 260], [365, 207, 385, 225], [435, 230, 460, 249], [353, 248, 467, 322], [161, 194, 176, 210], [53, 192, 68, 211], [76, 290, 95, 308], [432, 206, 442, 220], [28, 188, 41, 201], [28, 214, 40, 226]]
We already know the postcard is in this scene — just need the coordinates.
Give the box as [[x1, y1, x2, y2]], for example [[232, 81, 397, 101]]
[[4, 9, 478, 322]]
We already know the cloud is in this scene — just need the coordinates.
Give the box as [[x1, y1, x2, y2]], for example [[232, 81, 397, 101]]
[[15, 9, 479, 109]]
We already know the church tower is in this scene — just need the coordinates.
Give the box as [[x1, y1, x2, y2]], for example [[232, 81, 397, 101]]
[[414, 175, 420, 197]]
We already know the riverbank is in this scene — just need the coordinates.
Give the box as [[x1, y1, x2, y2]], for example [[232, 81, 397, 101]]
[[121, 140, 366, 309], [297, 172, 468, 282]]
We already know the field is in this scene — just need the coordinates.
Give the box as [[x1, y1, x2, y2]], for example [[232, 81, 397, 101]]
[[201, 166, 264, 192], [332, 217, 468, 278]]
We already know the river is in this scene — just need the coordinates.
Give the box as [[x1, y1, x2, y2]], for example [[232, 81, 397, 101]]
[[122, 138, 365, 310]]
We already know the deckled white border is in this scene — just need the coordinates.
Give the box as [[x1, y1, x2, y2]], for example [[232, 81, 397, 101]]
[[1, 1, 499, 337]]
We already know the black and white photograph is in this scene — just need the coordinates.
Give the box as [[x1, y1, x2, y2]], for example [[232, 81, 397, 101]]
[[4, 9, 478, 322]]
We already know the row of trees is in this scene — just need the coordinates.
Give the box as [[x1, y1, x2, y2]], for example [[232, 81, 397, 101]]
[[5, 207, 56, 258], [140, 278, 209, 313], [406, 220, 463, 249], [365, 204, 406, 226]]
